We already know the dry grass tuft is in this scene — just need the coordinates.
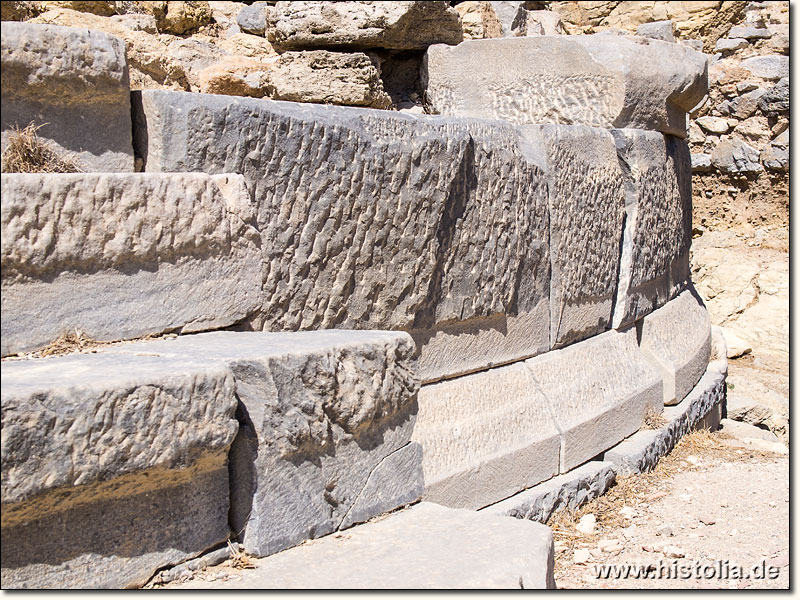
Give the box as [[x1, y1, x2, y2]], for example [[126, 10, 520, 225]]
[[226, 540, 256, 570], [1, 122, 83, 173], [37, 330, 108, 357], [642, 408, 668, 430]]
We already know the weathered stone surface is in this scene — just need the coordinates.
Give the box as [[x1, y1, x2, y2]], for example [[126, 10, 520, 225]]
[[167, 38, 229, 90], [611, 129, 692, 329], [717, 87, 766, 120], [0, 351, 239, 588], [456, 1, 503, 40], [132, 90, 552, 383], [173, 502, 556, 589], [727, 24, 772, 40], [197, 57, 273, 98], [761, 129, 788, 172], [535, 125, 624, 347], [139, 0, 212, 34], [0, 172, 262, 356], [270, 50, 392, 108], [714, 37, 748, 53], [710, 137, 762, 174], [267, 1, 463, 51], [110, 13, 158, 33], [691, 152, 712, 172], [524, 10, 566, 35], [38, 0, 116, 15], [482, 461, 616, 523], [411, 362, 560, 510], [757, 77, 789, 115], [422, 35, 708, 138], [237, 1, 269, 36], [0, 1, 41, 21], [696, 116, 730, 134], [102, 330, 421, 558], [636, 20, 675, 42], [0, 21, 133, 172], [525, 327, 663, 473], [740, 55, 789, 80], [638, 288, 712, 406]]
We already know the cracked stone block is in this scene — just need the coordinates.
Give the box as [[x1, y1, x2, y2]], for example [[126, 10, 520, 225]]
[[611, 129, 692, 329], [132, 90, 551, 383], [482, 461, 617, 523], [173, 503, 556, 589], [422, 34, 708, 138], [638, 287, 712, 406], [0, 172, 262, 356], [525, 327, 663, 473], [0, 352, 239, 589], [102, 330, 423, 558], [411, 362, 560, 510], [532, 124, 625, 348], [0, 22, 134, 172]]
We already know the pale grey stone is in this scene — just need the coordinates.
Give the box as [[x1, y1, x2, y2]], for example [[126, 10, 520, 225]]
[[482, 462, 617, 523], [761, 129, 788, 172], [110, 13, 158, 33], [422, 35, 708, 138], [714, 37, 748, 53], [489, 1, 527, 36], [638, 288, 712, 406], [611, 129, 692, 329], [525, 327, 663, 473], [267, 1, 463, 51], [710, 137, 763, 174], [412, 362, 561, 510], [717, 88, 766, 119], [691, 152, 712, 172], [173, 503, 556, 589], [741, 55, 789, 80], [523, 10, 566, 36], [237, 1, 268, 36], [131, 90, 551, 383], [103, 330, 422, 558], [636, 20, 675, 43], [696, 116, 730, 134], [727, 25, 772, 40], [757, 77, 789, 115], [0, 21, 133, 172], [0, 173, 262, 356], [719, 419, 781, 443], [0, 351, 239, 589]]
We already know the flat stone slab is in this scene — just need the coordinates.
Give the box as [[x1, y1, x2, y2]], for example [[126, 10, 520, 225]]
[[482, 461, 616, 523], [172, 502, 556, 589], [0, 21, 133, 172], [101, 330, 422, 558], [611, 129, 692, 329], [525, 327, 663, 473], [1, 172, 262, 356], [422, 35, 708, 138], [411, 362, 560, 510], [638, 287, 712, 405]]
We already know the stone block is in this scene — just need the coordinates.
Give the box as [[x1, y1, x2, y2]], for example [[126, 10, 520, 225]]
[[103, 330, 422, 558], [482, 461, 616, 523], [267, 1, 463, 51], [533, 124, 624, 347], [710, 137, 762, 174], [638, 288, 712, 406], [611, 129, 692, 329], [727, 25, 772, 40], [636, 20, 675, 42], [761, 130, 788, 172], [0, 21, 133, 172], [0, 351, 239, 588], [714, 37, 748, 53], [237, 1, 268, 36], [172, 503, 556, 589], [525, 327, 663, 473], [411, 362, 560, 510], [691, 152, 712, 172], [422, 34, 708, 138], [757, 77, 789, 115], [0, 172, 262, 356], [740, 55, 789, 80], [131, 90, 552, 383]]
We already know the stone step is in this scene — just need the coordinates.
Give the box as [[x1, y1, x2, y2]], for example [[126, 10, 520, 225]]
[[171, 502, 556, 589]]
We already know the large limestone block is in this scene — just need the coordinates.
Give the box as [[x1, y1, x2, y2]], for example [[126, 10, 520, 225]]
[[0, 172, 262, 356], [132, 90, 551, 383], [533, 124, 625, 348], [422, 35, 708, 138], [638, 288, 712, 406], [1, 352, 239, 589], [411, 362, 561, 510], [267, 1, 463, 51], [103, 330, 422, 558], [0, 21, 134, 172], [611, 129, 692, 329], [173, 503, 556, 589], [525, 327, 663, 473]]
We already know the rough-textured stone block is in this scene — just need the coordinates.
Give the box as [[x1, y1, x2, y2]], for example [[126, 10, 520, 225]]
[[103, 330, 422, 558], [267, 1, 463, 51], [525, 327, 663, 473], [0, 22, 133, 172], [132, 90, 551, 383], [611, 129, 692, 329], [172, 503, 556, 589], [0, 172, 262, 356], [411, 362, 561, 510], [422, 35, 708, 138], [638, 288, 712, 406], [482, 461, 617, 523], [0, 352, 239, 589], [533, 124, 625, 347]]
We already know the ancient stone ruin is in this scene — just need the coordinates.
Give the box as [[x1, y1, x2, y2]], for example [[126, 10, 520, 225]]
[[1, 2, 732, 589]]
